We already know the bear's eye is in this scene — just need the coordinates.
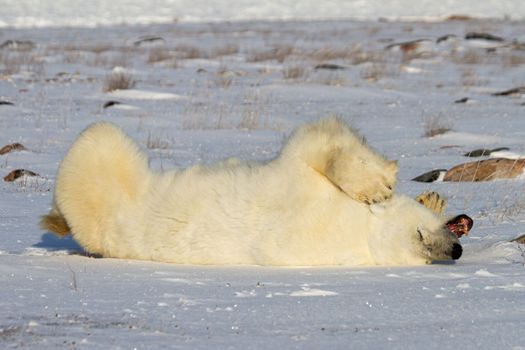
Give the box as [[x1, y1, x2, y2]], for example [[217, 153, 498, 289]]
[[417, 228, 424, 241]]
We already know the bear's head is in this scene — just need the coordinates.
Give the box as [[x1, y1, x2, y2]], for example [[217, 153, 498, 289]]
[[367, 195, 471, 265]]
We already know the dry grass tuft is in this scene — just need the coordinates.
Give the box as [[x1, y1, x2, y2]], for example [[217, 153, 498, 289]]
[[211, 44, 239, 57], [102, 69, 135, 92], [453, 49, 484, 65], [247, 45, 295, 63], [175, 44, 204, 59], [360, 62, 397, 81], [282, 65, 308, 80], [238, 91, 272, 130], [423, 115, 453, 137], [147, 47, 172, 64], [502, 52, 525, 68], [0, 51, 44, 76], [145, 132, 171, 150], [313, 71, 346, 86], [214, 66, 236, 89], [460, 68, 488, 87]]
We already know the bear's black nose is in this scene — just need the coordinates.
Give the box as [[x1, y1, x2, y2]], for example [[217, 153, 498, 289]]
[[451, 243, 462, 260]]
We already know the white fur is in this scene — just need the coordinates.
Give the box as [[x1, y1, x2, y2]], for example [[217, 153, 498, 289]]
[[46, 117, 461, 266]]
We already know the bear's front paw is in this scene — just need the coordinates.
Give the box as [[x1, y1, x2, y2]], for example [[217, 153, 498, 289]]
[[353, 179, 395, 204], [416, 191, 447, 214]]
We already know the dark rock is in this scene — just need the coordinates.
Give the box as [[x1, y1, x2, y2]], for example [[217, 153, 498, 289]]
[[0, 100, 14, 106], [465, 32, 505, 42], [0, 40, 35, 50], [464, 147, 509, 157], [436, 34, 457, 44], [492, 86, 525, 96], [412, 169, 448, 183], [133, 36, 166, 46], [314, 63, 346, 71], [103, 100, 122, 109], [454, 97, 469, 104]]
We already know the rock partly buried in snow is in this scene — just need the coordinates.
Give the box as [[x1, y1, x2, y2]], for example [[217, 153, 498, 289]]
[[0, 143, 27, 155], [464, 147, 509, 157], [411, 169, 447, 183], [4, 169, 39, 182], [314, 63, 346, 70], [492, 86, 525, 97], [454, 97, 469, 104], [443, 158, 525, 182], [132, 35, 166, 46], [102, 100, 122, 109], [0, 39, 35, 50], [465, 32, 505, 42], [512, 235, 525, 244]]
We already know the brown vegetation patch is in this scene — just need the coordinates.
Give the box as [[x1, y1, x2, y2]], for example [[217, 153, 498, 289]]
[[283, 65, 308, 80], [247, 45, 295, 63], [4, 169, 39, 182], [0, 143, 27, 155], [446, 15, 473, 21]]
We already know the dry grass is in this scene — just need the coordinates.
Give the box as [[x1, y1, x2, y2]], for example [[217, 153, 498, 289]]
[[247, 45, 295, 63], [62, 43, 114, 54], [282, 65, 308, 80], [238, 91, 272, 130], [312, 71, 346, 86], [453, 49, 485, 65], [460, 68, 488, 87], [145, 132, 171, 150], [175, 44, 204, 59], [0, 51, 44, 76], [211, 44, 239, 57], [360, 62, 397, 81], [147, 47, 172, 64], [182, 102, 232, 130], [502, 52, 525, 68], [311, 46, 356, 62], [346, 47, 385, 65], [423, 115, 453, 137], [102, 70, 135, 92], [214, 66, 236, 89]]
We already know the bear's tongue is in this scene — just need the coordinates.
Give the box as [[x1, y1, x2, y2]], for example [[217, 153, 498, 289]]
[[446, 219, 469, 238]]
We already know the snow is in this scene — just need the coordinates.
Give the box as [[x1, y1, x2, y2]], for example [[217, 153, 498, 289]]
[[108, 89, 186, 100], [2, 10, 525, 350], [2, 0, 525, 28]]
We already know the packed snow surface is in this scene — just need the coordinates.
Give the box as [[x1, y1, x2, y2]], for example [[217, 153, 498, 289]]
[[1, 15, 525, 349]]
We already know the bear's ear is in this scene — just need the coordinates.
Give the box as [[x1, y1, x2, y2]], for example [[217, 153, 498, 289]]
[[369, 203, 386, 215]]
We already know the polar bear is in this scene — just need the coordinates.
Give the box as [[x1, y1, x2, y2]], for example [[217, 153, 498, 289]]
[[41, 117, 471, 266]]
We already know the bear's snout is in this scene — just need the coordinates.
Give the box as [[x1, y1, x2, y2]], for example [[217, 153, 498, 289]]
[[451, 243, 462, 260]]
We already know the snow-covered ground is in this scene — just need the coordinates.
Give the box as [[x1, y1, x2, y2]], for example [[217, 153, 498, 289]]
[[2, 0, 525, 28], [1, 16, 525, 349]]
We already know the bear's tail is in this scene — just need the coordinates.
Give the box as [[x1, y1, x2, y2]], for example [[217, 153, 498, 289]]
[[40, 207, 71, 237], [40, 122, 151, 255]]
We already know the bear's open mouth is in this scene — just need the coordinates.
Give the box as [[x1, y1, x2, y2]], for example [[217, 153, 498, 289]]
[[446, 214, 473, 238]]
